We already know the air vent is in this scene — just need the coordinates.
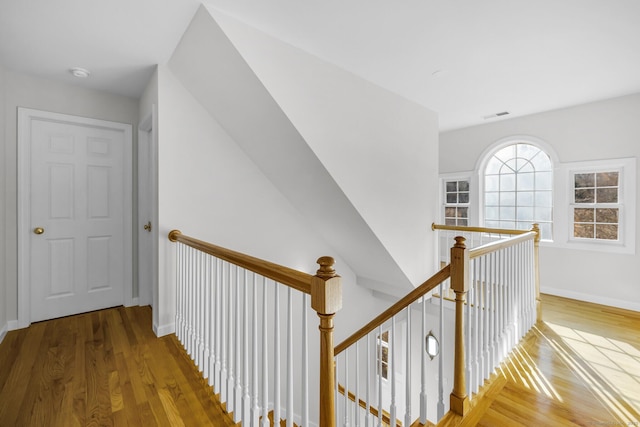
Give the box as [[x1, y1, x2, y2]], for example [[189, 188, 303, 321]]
[[483, 111, 510, 120]]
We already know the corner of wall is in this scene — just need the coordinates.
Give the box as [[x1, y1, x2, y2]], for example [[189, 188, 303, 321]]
[[0, 63, 7, 334]]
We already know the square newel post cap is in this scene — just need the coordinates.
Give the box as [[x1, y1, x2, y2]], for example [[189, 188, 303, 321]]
[[311, 256, 342, 315]]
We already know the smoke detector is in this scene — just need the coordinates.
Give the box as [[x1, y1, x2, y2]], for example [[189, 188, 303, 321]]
[[70, 67, 91, 78]]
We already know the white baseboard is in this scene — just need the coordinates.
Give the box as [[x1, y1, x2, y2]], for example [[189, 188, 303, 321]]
[[8, 320, 19, 331], [0, 323, 7, 345], [541, 286, 640, 312], [153, 322, 175, 337], [124, 297, 139, 308]]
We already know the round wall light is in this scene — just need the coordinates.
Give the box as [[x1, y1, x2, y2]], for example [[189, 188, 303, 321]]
[[425, 330, 440, 360]]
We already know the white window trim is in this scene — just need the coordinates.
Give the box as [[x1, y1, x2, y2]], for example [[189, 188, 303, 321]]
[[439, 172, 476, 226], [475, 136, 559, 242], [555, 157, 636, 254]]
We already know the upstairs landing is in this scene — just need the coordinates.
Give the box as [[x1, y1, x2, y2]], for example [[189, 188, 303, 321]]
[[436, 294, 640, 426]]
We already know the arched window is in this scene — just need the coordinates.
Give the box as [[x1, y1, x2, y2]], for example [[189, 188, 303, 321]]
[[484, 143, 553, 240]]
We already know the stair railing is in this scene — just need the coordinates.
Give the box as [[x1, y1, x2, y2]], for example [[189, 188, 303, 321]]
[[168, 230, 341, 427], [333, 224, 540, 426], [168, 223, 539, 426]]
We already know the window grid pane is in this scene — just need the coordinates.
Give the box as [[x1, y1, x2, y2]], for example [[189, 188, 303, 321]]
[[444, 179, 470, 226], [484, 143, 553, 239], [572, 171, 620, 241]]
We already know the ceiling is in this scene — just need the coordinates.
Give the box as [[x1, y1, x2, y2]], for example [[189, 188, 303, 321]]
[[2, 0, 639, 131]]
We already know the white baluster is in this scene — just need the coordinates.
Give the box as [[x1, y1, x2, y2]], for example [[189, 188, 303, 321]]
[[251, 273, 260, 427], [404, 307, 411, 427], [227, 264, 235, 413], [475, 257, 482, 394], [207, 255, 215, 386], [242, 270, 251, 423], [302, 293, 309, 427], [420, 296, 427, 424], [355, 342, 360, 427], [261, 278, 269, 427], [344, 349, 350, 427], [214, 258, 222, 394], [220, 262, 228, 404], [191, 247, 197, 359], [203, 254, 211, 381], [377, 326, 382, 427], [185, 247, 192, 357], [274, 283, 281, 425], [234, 267, 242, 423], [465, 265, 473, 396], [437, 281, 445, 420], [365, 334, 372, 427], [389, 317, 396, 427], [482, 254, 492, 379], [176, 243, 182, 343], [286, 287, 293, 427], [198, 251, 205, 371]]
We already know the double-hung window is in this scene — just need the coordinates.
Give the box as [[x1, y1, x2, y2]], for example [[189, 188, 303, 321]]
[[572, 171, 620, 241], [444, 179, 470, 226]]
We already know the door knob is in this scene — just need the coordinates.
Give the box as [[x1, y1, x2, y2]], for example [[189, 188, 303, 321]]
[[143, 221, 152, 232], [33, 227, 45, 235]]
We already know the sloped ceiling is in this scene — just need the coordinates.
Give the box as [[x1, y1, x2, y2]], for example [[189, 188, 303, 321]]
[[1, 0, 639, 130], [167, 7, 430, 294]]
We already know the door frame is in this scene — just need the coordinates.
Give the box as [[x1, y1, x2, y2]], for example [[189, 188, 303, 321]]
[[137, 107, 158, 309], [17, 108, 133, 328]]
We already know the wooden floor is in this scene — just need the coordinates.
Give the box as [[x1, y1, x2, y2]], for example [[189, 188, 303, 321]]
[[0, 305, 236, 426], [1, 295, 639, 426], [439, 293, 640, 426]]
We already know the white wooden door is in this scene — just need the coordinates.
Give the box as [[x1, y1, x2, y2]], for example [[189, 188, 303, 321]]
[[22, 110, 132, 323]]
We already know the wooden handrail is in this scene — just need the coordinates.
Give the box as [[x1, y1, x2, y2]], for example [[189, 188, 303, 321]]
[[168, 230, 313, 295], [337, 383, 403, 427], [334, 265, 451, 356], [432, 222, 529, 236], [468, 231, 536, 259]]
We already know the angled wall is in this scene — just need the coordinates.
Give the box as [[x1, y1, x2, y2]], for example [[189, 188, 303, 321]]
[[168, 6, 440, 296], [211, 9, 440, 291]]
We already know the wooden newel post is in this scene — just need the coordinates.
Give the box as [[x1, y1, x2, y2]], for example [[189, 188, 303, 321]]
[[531, 223, 542, 323], [450, 236, 470, 416], [311, 256, 342, 427]]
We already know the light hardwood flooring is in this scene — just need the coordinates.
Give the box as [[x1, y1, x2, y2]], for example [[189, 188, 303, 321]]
[[1, 294, 638, 426], [438, 293, 640, 426], [0, 305, 236, 426]]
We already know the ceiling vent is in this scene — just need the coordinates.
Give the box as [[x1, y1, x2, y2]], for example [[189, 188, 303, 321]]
[[483, 111, 510, 120]]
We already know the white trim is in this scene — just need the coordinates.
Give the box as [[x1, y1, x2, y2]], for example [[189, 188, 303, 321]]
[[153, 322, 175, 337], [541, 287, 640, 313], [17, 108, 133, 328], [439, 172, 475, 225], [474, 135, 560, 174], [0, 323, 7, 345], [475, 136, 559, 242], [137, 107, 158, 309], [555, 157, 636, 254]]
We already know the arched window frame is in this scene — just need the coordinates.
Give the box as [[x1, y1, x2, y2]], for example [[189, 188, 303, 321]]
[[476, 136, 559, 241]]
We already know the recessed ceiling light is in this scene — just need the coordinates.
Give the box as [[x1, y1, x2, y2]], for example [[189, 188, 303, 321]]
[[70, 67, 90, 78]]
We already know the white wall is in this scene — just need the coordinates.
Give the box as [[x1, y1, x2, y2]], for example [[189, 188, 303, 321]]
[[152, 64, 395, 424], [1, 70, 139, 327], [153, 64, 390, 338], [212, 10, 440, 292], [440, 94, 640, 311], [0, 64, 7, 342]]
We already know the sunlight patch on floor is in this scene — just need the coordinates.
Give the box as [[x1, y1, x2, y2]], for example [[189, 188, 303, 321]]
[[546, 322, 640, 423]]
